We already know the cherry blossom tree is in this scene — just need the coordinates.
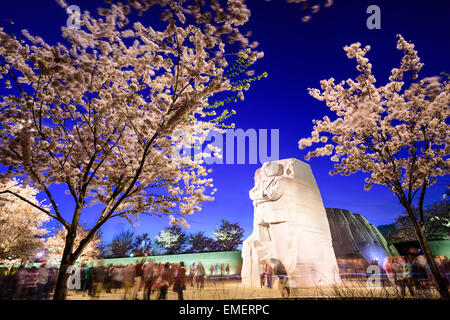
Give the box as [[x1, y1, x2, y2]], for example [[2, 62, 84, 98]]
[[266, 0, 334, 22], [45, 225, 100, 264], [0, 179, 49, 269], [299, 35, 450, 299], [155, 225, 188, 254], [0, 0, 262, 299]]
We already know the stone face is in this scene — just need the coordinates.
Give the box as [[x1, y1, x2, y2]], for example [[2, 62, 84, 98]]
[[241, 159, 341, 288], [325, 208, 399, 262]]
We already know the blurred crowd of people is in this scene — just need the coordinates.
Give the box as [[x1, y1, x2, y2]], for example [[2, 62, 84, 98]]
[[255, 252, 450, 298], [336, 253, 450, 297], [1, 252, 448, 299], [0, 263, 58, 300], [0, 260, 234, 300], [383, 254, 449, 297], [258, 259, 290, 298]]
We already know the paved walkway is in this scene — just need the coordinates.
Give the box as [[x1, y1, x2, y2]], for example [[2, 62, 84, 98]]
[[66, 280, 437, 300]]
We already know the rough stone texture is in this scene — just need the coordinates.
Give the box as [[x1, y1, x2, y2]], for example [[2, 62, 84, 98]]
[[325, 208, 399, 262], [241, 159, 341, 288]]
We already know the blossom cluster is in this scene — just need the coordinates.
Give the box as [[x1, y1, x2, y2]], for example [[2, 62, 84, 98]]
[[0, 0, 262, 236], [45, 225, 100, 264], [0, 179, 50, 264], [299, 35, 449, 199]]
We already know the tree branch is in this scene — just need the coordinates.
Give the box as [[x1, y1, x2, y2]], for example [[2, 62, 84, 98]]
[[0, 190, 68, 227]]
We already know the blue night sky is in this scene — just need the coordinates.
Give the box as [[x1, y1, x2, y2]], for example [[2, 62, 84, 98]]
[[1, 0, 449, 244]]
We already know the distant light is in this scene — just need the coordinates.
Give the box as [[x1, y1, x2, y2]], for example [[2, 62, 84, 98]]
[[129, 253, 134, 257]]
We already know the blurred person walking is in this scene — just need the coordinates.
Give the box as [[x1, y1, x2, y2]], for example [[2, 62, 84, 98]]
[[157, 263, 170, 300], [271, 259, 290, 298], [383, 257, 395, 288], [196, 262, 206, 290], [85, 265, 94, 296], [143, 262, 155, 300], [259, 262, 266, 288], [391, 257, 401, 294], [174, 262, 187, 300], [37, 263, 49, 300], [13, 266, 26, 299], [23, 267, 39, 300], [80, 264, 87, 295], [412, 254, 431, 298], [437, 255, 449, 287], [112, 265, 124, 292], [270, 258, 291, 298], [266, 263, 273, 289], [92, 264, 105, 299], [104, 264, 114, 294], [122, 264, 135, 300], [131, 261, 143, 300], [215, 263, 220, 275], [189, 263, 195, 287], [396, 256, 415, 297], [169, 263, 176, 287], [47, 266, 58, 298]]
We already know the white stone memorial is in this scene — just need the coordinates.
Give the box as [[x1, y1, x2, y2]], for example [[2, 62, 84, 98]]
[[241, 158, 341, 288]]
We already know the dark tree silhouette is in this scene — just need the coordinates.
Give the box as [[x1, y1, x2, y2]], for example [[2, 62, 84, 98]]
[[390, 198, 450, 242], [110, 230, 134, 258], [132, 233, 152, 256], [213, 220, 245, 251], [188, 232, 216, 252]]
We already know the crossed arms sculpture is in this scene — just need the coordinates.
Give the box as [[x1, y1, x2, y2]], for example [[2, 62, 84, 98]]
[[242, 161, 298, 286]]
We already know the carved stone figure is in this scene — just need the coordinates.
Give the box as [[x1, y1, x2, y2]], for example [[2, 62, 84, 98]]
[[241, 158, 341, 288]]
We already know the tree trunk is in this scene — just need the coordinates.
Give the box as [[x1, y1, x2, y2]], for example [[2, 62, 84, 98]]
[[53, 234, 76, 300], [406, 207, 449, 300]]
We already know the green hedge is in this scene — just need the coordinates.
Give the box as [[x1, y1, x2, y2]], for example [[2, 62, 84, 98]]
[[99, 250, 243, 275], [2, 250, 244, 275]]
